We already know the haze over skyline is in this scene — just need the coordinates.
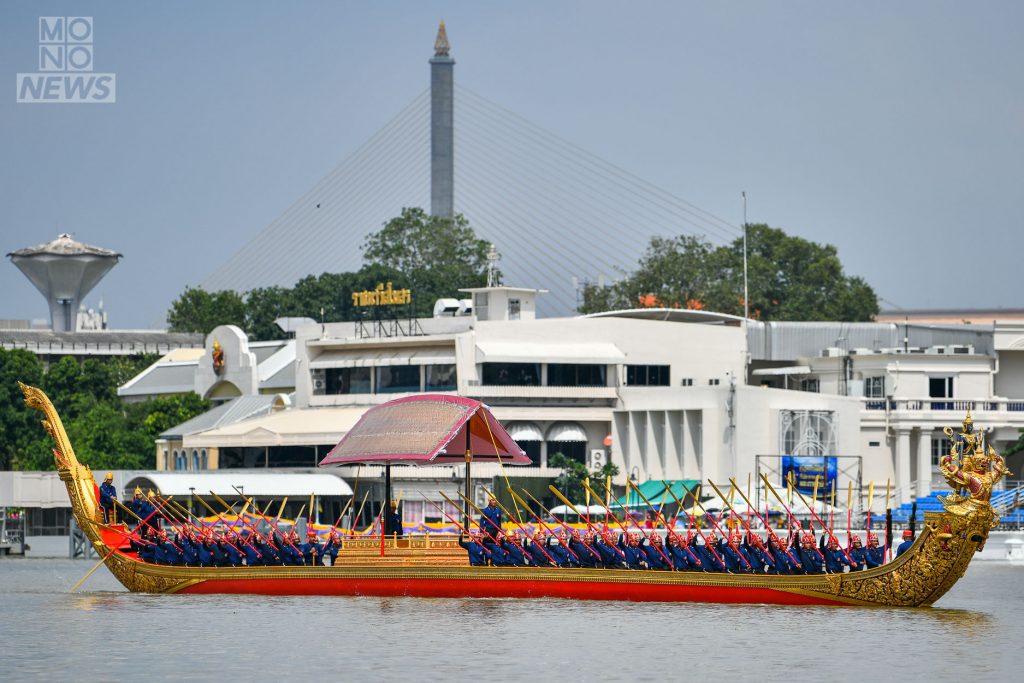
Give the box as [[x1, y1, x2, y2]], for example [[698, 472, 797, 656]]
[[2, 2, 1021, 328]]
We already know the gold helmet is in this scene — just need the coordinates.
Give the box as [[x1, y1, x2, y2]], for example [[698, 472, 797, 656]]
[[104, 472, 113, 482]]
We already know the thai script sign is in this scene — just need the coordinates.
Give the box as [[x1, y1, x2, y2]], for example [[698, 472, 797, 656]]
[[352, 282, 412, 307], [781, 456, 837, 496]]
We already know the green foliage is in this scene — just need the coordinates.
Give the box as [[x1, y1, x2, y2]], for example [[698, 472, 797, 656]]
[[167, 286, 247, 335], [166, 208, 496, 338], [362, 207, 494, 317], [548, 452, 620, 503], [0, 349, 209, 471], [578, 224, 879, 322]]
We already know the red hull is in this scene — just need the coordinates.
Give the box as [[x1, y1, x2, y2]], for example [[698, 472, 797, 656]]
[[179, 577, 844, 605]]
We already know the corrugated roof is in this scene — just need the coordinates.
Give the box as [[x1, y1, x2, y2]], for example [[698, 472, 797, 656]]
[[119, 360, 198, 397], [161, 395, 281, 438], [747, 321, 994, 360], [183, 405, 368, 448]]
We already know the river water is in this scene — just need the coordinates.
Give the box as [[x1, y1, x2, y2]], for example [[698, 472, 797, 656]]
[[0, 558, 1020, 682]]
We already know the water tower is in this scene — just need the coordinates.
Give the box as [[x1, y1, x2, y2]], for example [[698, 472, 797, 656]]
[[7, 233, 121, 332]]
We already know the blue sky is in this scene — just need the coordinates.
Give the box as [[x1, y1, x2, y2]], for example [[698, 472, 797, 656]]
[[1, 2, 1021, 328]]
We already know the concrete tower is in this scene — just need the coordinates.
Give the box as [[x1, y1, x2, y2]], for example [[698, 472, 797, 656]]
[[7, 233, 121, 332], [430, 21, 455, 217]]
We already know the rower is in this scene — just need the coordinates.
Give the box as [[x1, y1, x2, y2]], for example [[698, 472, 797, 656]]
[[723, 533, 752, 574], [502, 531, 528, 567], [796, 534, 824, 574], [865, 533, 885, 568], [524, 531, 552, 567], [301, 529, 323, 566], [323, 530, 341, 566], [594, 531, 622, 568], [895, 529, 914, 558], [698, 532, 725, 573], [848, 536, 868, 571], [745, 534, 775, 574], [642, 533, 670, 570], [457, 532, 492, 566], [823, 536, 852, 574], [767, 535, 794, 574], [98, 472, 117, 524]]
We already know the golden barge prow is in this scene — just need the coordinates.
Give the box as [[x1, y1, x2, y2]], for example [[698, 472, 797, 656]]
[[21, 381, 1007, 605]]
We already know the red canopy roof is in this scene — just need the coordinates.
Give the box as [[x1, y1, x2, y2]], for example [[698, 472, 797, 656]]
[[318, 394, 530, 467]]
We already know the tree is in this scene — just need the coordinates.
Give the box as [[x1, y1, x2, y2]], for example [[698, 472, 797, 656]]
[[548, 452, 620, 503], [578, 224, 879, 322], [243, 286, 296, 341], [0, 349, 46, 470], [362, 207, 494, 317], [167, 286, 247, 335]]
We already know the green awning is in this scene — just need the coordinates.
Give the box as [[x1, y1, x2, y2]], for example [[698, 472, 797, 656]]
[[611, 480, 698, 509]]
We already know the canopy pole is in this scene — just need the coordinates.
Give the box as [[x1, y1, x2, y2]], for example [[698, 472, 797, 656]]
[[464, 421, 473, 531], [384, 462, 392, 532]]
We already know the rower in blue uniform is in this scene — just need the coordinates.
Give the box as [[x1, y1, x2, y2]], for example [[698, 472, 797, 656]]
[[595, 531, 623, 568], [323, 530, 341, 566], [895, 529, 914, 558], [242, 533, 263, 566], [179, 528, 199, 567], [847, 536, 868, 570], [301, 529, 323, 566], [98, 472, 117, 524], [196, 533, 215, 567], [642, 533, 670, 570], [865, 533, 885, 568], [698, 532, 725, 572], [501, 532, 528, 566], [796, 534, 824, 574], [668, 533, 701, 571], [823, 536, 852, 573], [525, 531, 553, 566], [619, 533, 647, 569], [137, 528, 157, 563], [220, 534, 243, 567], [569, 531, 601, 568], [767, 535, 794, 574], [547, 533, 571, 567], [488, 533, 512, 566], [458, 532, 493, 566], [723, 534, 752, 573], [745, 534, 775, 574]]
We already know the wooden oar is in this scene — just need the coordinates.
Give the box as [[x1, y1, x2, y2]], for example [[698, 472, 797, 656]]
[[70, 496, 173, 592]]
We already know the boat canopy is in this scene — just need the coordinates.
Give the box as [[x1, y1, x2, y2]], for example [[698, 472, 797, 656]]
[[319, 394, 530, 467]]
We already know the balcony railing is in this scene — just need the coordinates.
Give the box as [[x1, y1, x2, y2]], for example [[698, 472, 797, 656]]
[[861, 397, 1024, 412]]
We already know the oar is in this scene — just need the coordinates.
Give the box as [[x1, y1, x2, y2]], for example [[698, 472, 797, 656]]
[[788, 482, 856, 565], [725, 479, 802, 568], [546, 485, 627, 560], [760, 474, 825, 561], [71, 496, 172, 592], [623, 481, 688, 567], [476, 488, 564, 564], [503, 487, 584, 563], [666, 482, 745, 570], [657, 481, 726, 568]]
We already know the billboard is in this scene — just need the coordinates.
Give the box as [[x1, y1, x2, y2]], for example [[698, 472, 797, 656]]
[[781, 456, 837, 496]]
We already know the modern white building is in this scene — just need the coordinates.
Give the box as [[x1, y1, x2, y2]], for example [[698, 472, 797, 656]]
[[123, 286, 1024, 522]]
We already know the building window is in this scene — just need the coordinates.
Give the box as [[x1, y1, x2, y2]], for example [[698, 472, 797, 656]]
[[929, 376, 954, 410], [375, 365, 420, 393], [548, 441, 587, 466], [548, 363, 607, 387], [799, 378, 820, 393], [625, 365, 670, 387], [520, 441, 541, 465], [325, 367, 371, 394], [508, 298, 521, 320], [425, 364, 457, 391], [191, 449, 199, 471], [864, 377, 885, 398], [174, 450, 187, 471], [868, 441, 881, 447], [680, 378, 693, 387], [709, 378, 720, 386], [481, 362, 541, 386], [200, 449, 208, 470], [931, 435, 946, 467]]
